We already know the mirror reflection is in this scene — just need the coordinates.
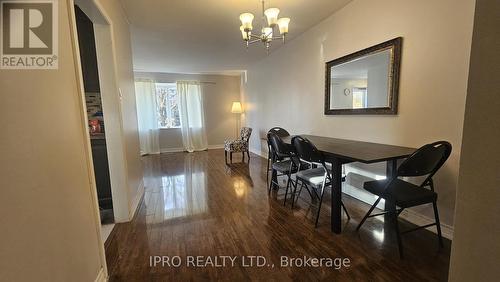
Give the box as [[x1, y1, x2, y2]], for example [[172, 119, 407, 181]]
[[329, 49, 391, 110]]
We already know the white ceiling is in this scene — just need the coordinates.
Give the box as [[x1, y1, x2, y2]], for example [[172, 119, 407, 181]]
[[120, 0, 352, 75]]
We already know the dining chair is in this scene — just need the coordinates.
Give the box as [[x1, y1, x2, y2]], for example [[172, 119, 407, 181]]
[[291, 136, 350, 227], [266, 127, 290, 183], [356, 141, 452, 258], [267, 132, 308, 205], [224, 127, 252, 164]]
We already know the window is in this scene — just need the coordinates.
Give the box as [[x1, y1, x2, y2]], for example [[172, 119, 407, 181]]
[[155, 83, 181, 128], [352, 87, 367, 109]]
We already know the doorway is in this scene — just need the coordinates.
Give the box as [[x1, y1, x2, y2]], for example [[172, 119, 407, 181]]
[[74, 5, 114, 228], [72, 0, 133, 245]]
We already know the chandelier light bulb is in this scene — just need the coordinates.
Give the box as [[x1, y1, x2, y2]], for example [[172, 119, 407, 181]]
[[240, 26, 250, 41], [277, 18, 290, 35], [264, 8, 280, 26], [239, 13, 254, 31]]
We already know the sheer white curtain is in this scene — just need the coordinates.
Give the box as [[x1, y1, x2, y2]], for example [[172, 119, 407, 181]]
[[135, 79, 160, 155], [177, 81, 208, 152]]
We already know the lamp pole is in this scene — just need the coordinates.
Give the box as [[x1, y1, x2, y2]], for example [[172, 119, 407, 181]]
[[231, 102, 243, 138]]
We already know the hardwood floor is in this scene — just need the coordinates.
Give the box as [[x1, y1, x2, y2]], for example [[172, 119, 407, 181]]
[[105, 150, 451, 281]]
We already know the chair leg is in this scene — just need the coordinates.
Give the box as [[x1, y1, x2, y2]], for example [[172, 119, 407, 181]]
[[225, 151, 228, 165], [341, 202, 351, 220], [314, 184, 326, 228], [266, 158, 270, 183], [393, 211, 404, 259], [283, 175, 291, 206], [290, 179, 298, 208], [247, 151, 250, 159], [242, 152, 245, 161], [268, 169, 275, 195], [356, 197, 382, 231], [230, 152, 233, 163], [433, 201, 444, 248], [302, 184, 313, 200], [292, 181, 305, 209]]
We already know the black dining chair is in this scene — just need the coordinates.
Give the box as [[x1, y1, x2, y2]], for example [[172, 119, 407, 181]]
[[291, 136, 350, 227], [266, 127, 290, 183], [268, 132, 308, 205], [356, 141, 452, 258]]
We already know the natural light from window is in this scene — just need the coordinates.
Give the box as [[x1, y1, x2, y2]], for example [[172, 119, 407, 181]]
[[155, 83, 181, 128]]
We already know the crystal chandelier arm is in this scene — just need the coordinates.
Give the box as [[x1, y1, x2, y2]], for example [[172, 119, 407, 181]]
[[248, 38, 261, 44], [248, 33, 261, 40]]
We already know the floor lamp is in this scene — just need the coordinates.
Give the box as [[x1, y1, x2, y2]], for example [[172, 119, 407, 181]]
[[231, 102, 243, 138]]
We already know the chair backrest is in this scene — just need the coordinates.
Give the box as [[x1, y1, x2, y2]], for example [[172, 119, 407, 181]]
[[397, 141, 452, 179], [268, 132, 292, 159], [291, 136, 324, 164], [268, 127, 290, 138], [240, 127, 252, 142]]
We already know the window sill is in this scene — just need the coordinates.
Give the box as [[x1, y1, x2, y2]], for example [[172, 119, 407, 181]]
[[160, 127, 181, 130]]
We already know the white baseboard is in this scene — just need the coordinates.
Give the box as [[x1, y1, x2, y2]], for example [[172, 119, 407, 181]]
[[161, 147, 184, 153], [208, 144, 224, 150], [160, 144, 225, 154], [95, 267, 107, 282], [399, 209, 454, 240], [250, 147, 267, 158], [129, 180, 144, 220]]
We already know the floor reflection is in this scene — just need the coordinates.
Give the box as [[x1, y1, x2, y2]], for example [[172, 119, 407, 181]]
[[144, 152, 209, 223], [232, 177, 248, 199], [160, 172, 207, 220]]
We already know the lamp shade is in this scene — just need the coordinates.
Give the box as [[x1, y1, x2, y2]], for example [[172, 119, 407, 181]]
[[240, 26, 250, 40], [277, 18, 290, 34], [264, 8, 280, 26], [239, 13, 254, 31], [231, 102, 243, 113]]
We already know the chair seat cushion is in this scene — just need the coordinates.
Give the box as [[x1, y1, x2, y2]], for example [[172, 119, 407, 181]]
[[296, 167, 331, 187], [272, 160, 310, 174], [364, 179, 437, 208], [224, 139, 248, 152]]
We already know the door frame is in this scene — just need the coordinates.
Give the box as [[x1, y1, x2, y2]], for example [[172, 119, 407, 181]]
[[68, 0, 131, 278]]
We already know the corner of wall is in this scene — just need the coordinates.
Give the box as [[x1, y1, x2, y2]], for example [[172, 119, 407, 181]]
[[129, 179, 145, 220]]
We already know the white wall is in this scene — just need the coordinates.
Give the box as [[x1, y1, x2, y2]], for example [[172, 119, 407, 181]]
[[367, 64, 389, 107], [134, 72, 241, 151], [96, 0, 144, 220], [242, 0, 475, 227], [449, 0, 500, 279], [0, 0, 104, 280]]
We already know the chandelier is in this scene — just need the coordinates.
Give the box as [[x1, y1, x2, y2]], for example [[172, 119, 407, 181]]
[[239, 0, 290, 52]]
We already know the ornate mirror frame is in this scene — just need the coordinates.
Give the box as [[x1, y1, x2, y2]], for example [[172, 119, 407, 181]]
[[324, 37, 402, 115]]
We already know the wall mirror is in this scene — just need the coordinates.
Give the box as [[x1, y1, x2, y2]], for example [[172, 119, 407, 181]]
[[325, 37, 402, 115]]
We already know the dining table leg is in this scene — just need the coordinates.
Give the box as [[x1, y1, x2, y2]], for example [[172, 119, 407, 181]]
[[385, 160, 398, 218], [331, 159, 343, 234]]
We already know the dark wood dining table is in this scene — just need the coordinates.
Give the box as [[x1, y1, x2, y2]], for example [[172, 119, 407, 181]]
[[275, 135, 416, 234]]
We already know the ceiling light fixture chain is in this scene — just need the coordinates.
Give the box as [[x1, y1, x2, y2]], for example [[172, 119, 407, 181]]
[[239, 0, 290, 53]]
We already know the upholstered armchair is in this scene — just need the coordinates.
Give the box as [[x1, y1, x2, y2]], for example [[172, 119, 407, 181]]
[[224, 127, 252, 164]]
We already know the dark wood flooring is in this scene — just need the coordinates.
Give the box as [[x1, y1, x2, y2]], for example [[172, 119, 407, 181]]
[[105, 150, 451, 281]]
